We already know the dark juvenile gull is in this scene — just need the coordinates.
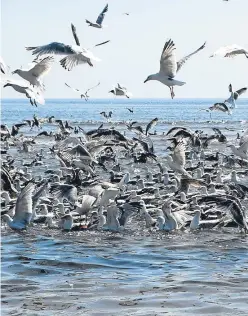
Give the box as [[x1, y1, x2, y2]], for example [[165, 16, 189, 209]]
[[86, 4, 108, 28], [144, 39, 206, 98]]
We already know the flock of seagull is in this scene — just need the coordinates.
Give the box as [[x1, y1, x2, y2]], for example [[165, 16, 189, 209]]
[[1, 3, 248, 235], [1, 112, 248, 234]]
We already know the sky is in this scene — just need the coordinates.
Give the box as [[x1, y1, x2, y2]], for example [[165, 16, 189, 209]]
[[1, 0, 248, 99]]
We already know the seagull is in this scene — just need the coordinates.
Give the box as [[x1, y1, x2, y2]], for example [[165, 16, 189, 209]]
[[210, 44, 248, 58], [65, 82, 100, 101], [0, 56, 7, 74], [144, 39, 206, 98], [86, 4, 108, 28], [224, 84, 247, 109], [167, 142, 192, 178], [26, 24, 106, 71], [3, 79, 45, 106], [127, 108, 134, 113], [209, 102, 231, 115], [109, 83, 132, 98], [228, 141, 248, 160], [12, 56, 54, 91], [2, 182, 34, 230]]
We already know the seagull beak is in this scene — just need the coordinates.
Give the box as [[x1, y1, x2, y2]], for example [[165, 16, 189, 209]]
[[3, 84, 8, 88], [144, 78, 148, 83]]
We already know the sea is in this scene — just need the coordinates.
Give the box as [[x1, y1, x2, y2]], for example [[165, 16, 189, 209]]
[[1, 98, 248, 316]]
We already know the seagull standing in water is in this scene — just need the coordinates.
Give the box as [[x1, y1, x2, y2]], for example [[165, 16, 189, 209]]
[[144, 39, 206, 98], [86, 4, 108, 28]]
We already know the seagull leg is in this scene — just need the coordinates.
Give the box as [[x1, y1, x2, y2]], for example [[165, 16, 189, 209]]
[[171, 87, 175, 99]]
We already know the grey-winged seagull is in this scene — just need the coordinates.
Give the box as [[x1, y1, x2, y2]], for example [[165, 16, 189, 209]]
[[86, 4, 108, 28], [144, 39, 206, 98], [12, 56, 54, 91]]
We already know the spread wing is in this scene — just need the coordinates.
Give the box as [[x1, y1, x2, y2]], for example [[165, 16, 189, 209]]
[[94, 40, 110, 48], [14, 182, 34, 224], [85, 82, 100, 94], [29, 56, 54, 78], [177, 41, 206, 73], [234, 87, 247, 100], [65, 83, 80, 93], [172, 142, 186, 167], [50, 184, 78, 204], [26, 42, 76, 57], [96, 4, 108, 25], [71, 23, 80, 46], [159, 39, 177, 78]]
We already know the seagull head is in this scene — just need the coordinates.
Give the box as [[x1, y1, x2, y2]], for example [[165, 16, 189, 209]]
[[144, 75, 152, 83], [3, 83, 11, 88], [11, 69, 21, 75], [144, 75, 156, 83], [108, 89, 115, 94]]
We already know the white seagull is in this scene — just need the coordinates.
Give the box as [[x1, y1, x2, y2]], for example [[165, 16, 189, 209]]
[[167, 142, 192, 178], [3, 79, 45, 106], [26, 24, 107, 71], [12, 56, 54, 91], [224, 84, 247, 109], [2, 182, 34, 230], [144, 39, 206, 98], [65, 81, 100, 101], [86, 4, 108, 28], [210, 44, 248, 58], [109, 83, 133, 98]]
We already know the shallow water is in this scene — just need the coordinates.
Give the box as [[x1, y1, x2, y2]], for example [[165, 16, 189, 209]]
[[1, 98, 248, 315]]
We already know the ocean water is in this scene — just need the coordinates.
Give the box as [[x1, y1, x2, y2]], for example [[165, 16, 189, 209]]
[[1, 98, 248, 316]]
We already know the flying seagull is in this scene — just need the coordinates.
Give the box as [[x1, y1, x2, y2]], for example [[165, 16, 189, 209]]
[[12, 56, 54, 91], [109, 83, 132, 98], [65, 82, 100, 100], [210, 44, 248, 58], [224, 84, 247, 109], [144, 39, 206, 98], [3, 79, 45, 106], [209, 103, 231, 115], [26, 24, 105, 71], [86, 4, 108, 28]]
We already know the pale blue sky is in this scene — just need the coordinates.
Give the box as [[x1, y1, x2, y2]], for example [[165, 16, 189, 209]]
[[1, 0, 248, 99]]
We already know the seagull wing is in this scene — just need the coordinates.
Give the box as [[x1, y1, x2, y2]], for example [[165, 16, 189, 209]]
[[94, 40, 110, 48], [65, 83, 80, 93], [29, 56, 54, 78], [159, 39, 177, 78], [177, 41, 206, 73], [234, 87, 247, 100], [13, 182, 34, 225], [26, 42, 76, 57], [239, 140, 248, 154], [0, 55, 7, 74], [96, 4, 108, 25], [71, 23, 80, 46], [85, 82, 100, 94], [50, 184, 78, 204], [172, 142, 186, 167], [146, 118, 158, 135]]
